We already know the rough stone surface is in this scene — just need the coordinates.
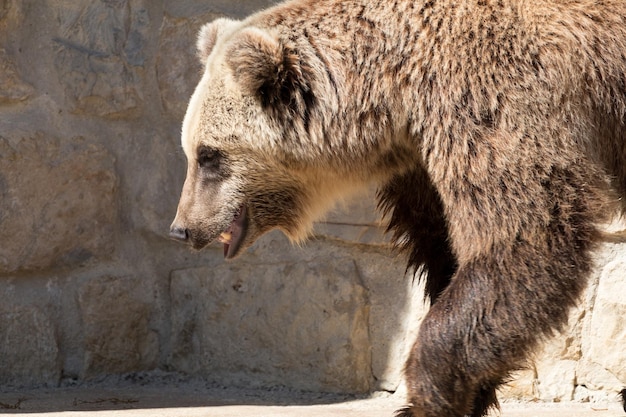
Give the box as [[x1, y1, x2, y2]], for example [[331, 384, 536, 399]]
[[169, 256, 371, 392], [157, 12, 222, 121], [0, 1, 34, 105], [536, 360, 578, 402], [0, 49, 34, 104], [78, 275, 159, 377], [0, 134, 117, 273], [123, 130, 186, 236], [0, 307, 60, 387], [354, 251, 428, 392], [53, 1, 149, 119], [586, 257, 626, 383]]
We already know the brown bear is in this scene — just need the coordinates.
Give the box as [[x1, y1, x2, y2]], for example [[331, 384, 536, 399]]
[[169, 1, 626, 416]]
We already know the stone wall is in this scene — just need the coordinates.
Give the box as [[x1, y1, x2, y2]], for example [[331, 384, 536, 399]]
[[0, 0, 625, 406]]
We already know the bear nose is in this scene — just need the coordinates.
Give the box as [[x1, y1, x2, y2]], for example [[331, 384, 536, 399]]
[[169, 226, 189, 242]]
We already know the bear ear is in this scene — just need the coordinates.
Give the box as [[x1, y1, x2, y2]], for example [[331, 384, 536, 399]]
[[197, 18, 239, 63], [226, 27, 313, 107]]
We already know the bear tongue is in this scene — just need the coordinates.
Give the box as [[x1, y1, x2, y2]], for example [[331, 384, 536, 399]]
[[223, 205, 247, 259], [219, 228, 234, 257]]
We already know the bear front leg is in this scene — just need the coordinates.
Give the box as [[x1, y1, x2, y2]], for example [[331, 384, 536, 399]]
[[397, 234, 597, 417], [378, 167, 458, 304]]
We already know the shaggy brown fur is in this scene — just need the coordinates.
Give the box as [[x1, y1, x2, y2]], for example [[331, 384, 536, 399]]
[[170, 1, 626, 416]]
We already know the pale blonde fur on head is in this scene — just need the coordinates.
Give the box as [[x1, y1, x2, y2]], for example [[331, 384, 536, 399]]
[[196, 17, 240, 63]]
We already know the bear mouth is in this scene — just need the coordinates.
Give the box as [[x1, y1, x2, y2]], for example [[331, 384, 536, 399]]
[[217, 204, 248, 259]]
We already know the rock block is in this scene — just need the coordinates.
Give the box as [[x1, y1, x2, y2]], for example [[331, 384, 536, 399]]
[[170, 257, 371, 393], [586, 256, 626, 383], [0, 307, 60, 386], [576, 360, 625, 395], [78, 275, 159, 377], [0, 134, 117, 273], [53, 0, 149, 118], [354, 251, 428, 391], [233, 233, 425, 392], [536, 359, 577, 401]]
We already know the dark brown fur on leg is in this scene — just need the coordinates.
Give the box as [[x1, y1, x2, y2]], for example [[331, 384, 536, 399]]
[[379, 168, 504, 415], [470, 383, 500, 417], [403, 243, 592, 416], [395, 163, 610, 417], [378, 166, 458, 304]]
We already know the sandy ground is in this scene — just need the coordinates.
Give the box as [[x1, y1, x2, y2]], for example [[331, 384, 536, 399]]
[[1, 372, 624, 417]]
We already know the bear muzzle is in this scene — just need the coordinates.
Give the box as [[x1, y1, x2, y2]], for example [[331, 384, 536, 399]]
[[169, 204, 249, 259]]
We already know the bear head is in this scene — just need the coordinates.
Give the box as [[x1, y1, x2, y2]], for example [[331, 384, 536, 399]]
[[170, 18, 366, 258]]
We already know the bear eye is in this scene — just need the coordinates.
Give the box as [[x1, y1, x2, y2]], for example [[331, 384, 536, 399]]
[[197, 146, 222, 172]]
